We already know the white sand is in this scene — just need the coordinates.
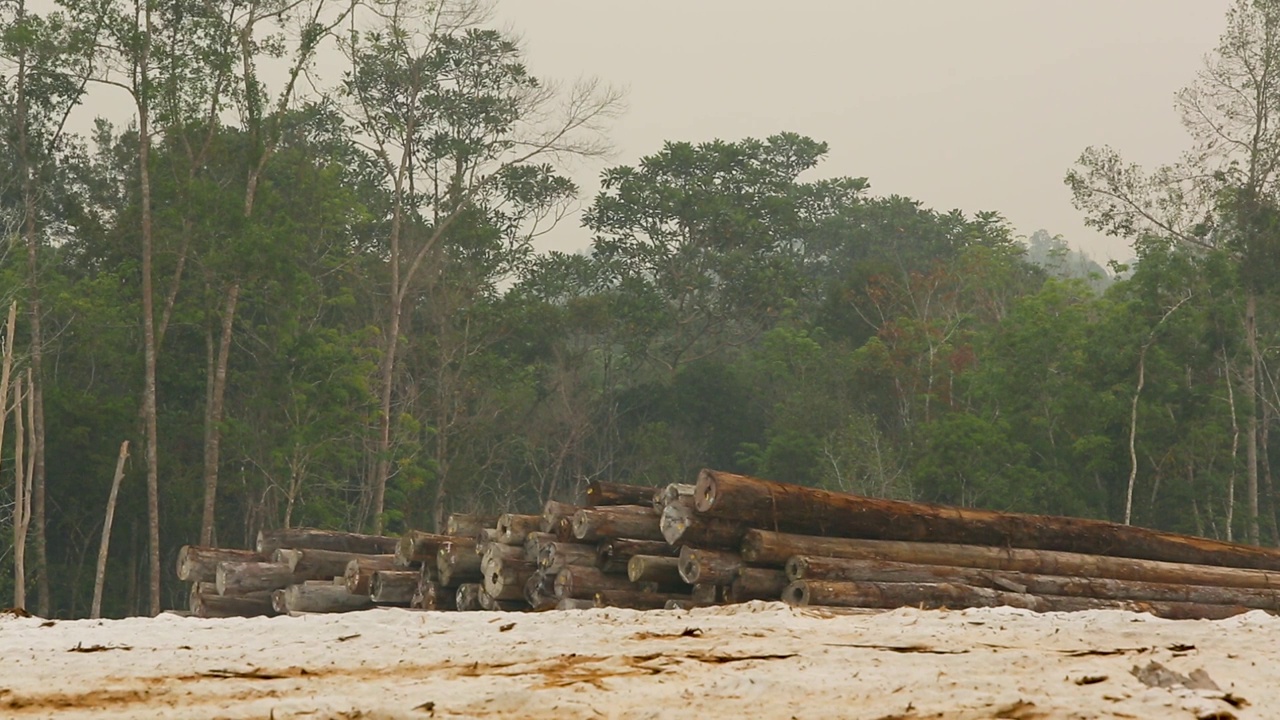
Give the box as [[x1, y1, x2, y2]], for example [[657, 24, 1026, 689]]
[[0, 602, 1267, 719]]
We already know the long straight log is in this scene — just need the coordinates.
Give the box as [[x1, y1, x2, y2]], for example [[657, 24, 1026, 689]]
[[188, 585, 275, 618], [177, 546, 261, 583], [597, 538, 676, 573], [594, 590, 687, 610], [482, 543, 527, 577], [700, 469, 1280, 571], [485, 561, 537, 601], [396, 531, 468, 568], [215, 561, 296, 595], [745, 531, 1280, 590], [554, 566, 638, 599], [438, 542, 482, 585], [627, 555, 685, 586], [541, 501, 583, 533], [370, 570, 419, 605], [786, 556, 1280, 610], [257, 527, 398, 557], [539, 542, 597, 573], [455, 583, 484, 611], [661, 500, 748, 548], [496, 514, 542, 545], [678, 547, 743, 585], [344, 555, 399, 595], [730, 568, 789, 603], [572, 506, 663, 543], [279, 548, 395, 581], [447, 513, 499, 537], [653, 483, 695, 512], [586, 481, 655, 507], [783, 580, 1251, 621], [283, 583, 375, 613]]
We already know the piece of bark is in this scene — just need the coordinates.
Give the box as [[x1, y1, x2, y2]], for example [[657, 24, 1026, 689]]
[[446, 513, 499, 538], [627, 555, 685, 586], [215, 561, 296, 596], [729, 568, 789, 603], [176, 546, 261, 583], [484, 560, 537, 601], [699, 469, 1280, 571], [678, 547, 743, 585], [344, 555, 399, 595], [783, 580, 1251, 620], [257, 527, 397, 557], [370, 570, 418, 605], [539, 542, 597, 573], [283, 583, 374, 613], [437, 542, 482, 586], [594, 590, 687, 610], [496, 514, 542, 546], [660, 500, 747, 548], [541, 501, 583, 533], [455, 583, 484, 611], [572, 506, 663, 542], [653, 483, 695, 512], [597, 538, 676, 574], [585, 481, 656, 507], [745, 530, 1280, 590], [554, 565, 639, 599]]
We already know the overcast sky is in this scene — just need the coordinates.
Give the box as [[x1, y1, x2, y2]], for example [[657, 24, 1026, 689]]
[[492, 1, 1232, 263]]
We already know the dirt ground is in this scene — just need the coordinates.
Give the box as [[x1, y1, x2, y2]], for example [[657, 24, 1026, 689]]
[[0, 601, 1266, 719]]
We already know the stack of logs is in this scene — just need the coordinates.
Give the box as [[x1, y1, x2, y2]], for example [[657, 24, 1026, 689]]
[[178, 469, 1280, 620]]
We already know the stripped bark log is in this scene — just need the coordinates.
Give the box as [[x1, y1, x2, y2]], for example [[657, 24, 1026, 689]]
[[257, 528, 397, 556], [283, 583, 374, 613], [729, 568, 789, 603], [437, 542, 482, 586], [482, 543, 526, 577], [594, 590, 686, 610], [446, 513, 499, 537], [279, 548, 395, 581], [586, 481, 656, 507], [344, 555, 398, 595], [370, 570, 418, 605], [496, 514, 542, 545], [678, 547, 742, 585], [539, 542, 597, 573], [653, 483, 695, 512], [627, 555, 685, 586], [597, 538, 675, 574], [554, 566, 638, 599], [188, 583, 274, 618], [523, 532, 557, 563], [572, 505, 663, 543], [661, 500, 747, 548], [396, 531, 467, 568], [698, 469, 1280, 570], [541, 501, 582, 533], [176, 546, 261, 583], [215, 561, 295, 595], [484, 560, 536, 601]]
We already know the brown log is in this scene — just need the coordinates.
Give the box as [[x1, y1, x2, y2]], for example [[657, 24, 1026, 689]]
[[482, 543, 527, 577], [556, 598, 596, 610], [176, 546, 261, 583], [678, 547, 743, 585], [597, 538, 676, 573], [344, 555, 399, 595], [496, 513, 542, 545], [257, 527, 398, 557], [420, 581, 458, 611], [653, 483, 695, 512], [627, 555, 685, 586], [278, 548, 395, 581], [783, 580, 1251, 620], [524, 571, 558, 611], [552, 516, 574, 541], [437, 542, 483, 585], [455, 583, 484, 611], [478, 586, 526, 611], [699, 469, 1280, 571], [745, 531, 1280, 590], [594, 590, 687, 610], [215, 561, 296, 595], [539, 542, 597, 573], [660, 500, 748, 548], [785, 556, 1280, 611], [572, 505, 663, 542], [586, 480, 656, 507], [523, 532, 557, 563], [447, 513, 499, 537], [554, 566, 638, 599], [476, 528, 500, 545], [396, 531, 467, 568], [188, 585, 275, 618], [283, 583, 375, 613], [541, 500, 583, 533], [485, 560, 537, 601], [370, 570, 419, 605], [729, 568, 789, 603]]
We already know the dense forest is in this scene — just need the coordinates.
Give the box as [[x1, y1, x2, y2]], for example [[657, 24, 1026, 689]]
[[1, 0, 1279, 618]]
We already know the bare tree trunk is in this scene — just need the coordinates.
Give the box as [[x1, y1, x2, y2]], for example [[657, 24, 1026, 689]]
[[13, 379, 26, 609], [199, 283, 239, 545], [90, 441, 130, 619], [0, 303, 16, 608], [1225, 349, 1241, 542], [1246, 291, 1261, 545]]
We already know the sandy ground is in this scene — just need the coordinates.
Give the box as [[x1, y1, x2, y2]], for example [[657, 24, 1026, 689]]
[[0, 601, 1268, 719]]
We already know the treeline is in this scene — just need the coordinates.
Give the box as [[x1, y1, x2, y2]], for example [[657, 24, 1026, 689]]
[[1, 0, 1278, 618]]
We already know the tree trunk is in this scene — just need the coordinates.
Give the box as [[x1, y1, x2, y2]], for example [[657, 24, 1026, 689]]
[[571, 505, 663, 542], [1246, 291, 1262, 544], [189, 585, 275, 618], [483, 561, 536, 602], [523, 571, 558, 610], [176, 545, 262, 583], [199, 283, 240, 546], [743, 530, 1280, 590], [653, 483, 695, 512], [284, 583, 374, 613], [395, 530, 468, 568], [729, 568, 788, 603], [436, 542, 482, 586], [701, 469, 1280, 568], [90, 441, 130, 619], [215, 561, 296, 596], [585, 480, 655, 506], [627, 555, 684, 585], [370, 569, 418, 605], [677, 547, 742, 585], [553, 566, 637, 599], [596, 538, 675, 574], [660, 499, 748, 548], [12, 375, 26, 610], [540, 501, 582, 533], [454, 583, 483, 611], [256, 527, 398, 556], [538, 542, 596, 574], [495, 513, 542, 545], [277, 548, 394, 581]]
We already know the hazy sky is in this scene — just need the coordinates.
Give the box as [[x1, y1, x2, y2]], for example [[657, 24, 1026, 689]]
[[493, 1, 1233, 263]]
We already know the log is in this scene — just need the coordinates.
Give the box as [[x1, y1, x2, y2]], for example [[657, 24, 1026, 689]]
[[396, 531, 467, 568], [482, 543, 527, 577], [554, 566, 638, 599], [370, 570, 419, 605], [594, 590, 687, 610], [691, 583, 725, 605], [478, 586, 525, 612], [485, 560, 537, 601], [597, 538, 676, 574], [541, 501, 583, 533], [699, 469, 1280, 571], [556, 598, 596, 610], [283, 583, 375, 613], [177, 545, 261, 583], [552, 516, 575, 541], [783, 580, 1251, 621], [437, 542, 482, 585], [586, 480, 656, 507], [496, 513, 542, 545], [476, 528, 500, 545], [344, 555, 399, 595], [678, 547, 743, 585], [730, 568, 789, 603], [572, 505, 663, 543], [271, 589, 289, 614], [420, 581, 458, 611], [539, 542, 597, 573], [745, 531, 1280, 590], [279, 548, 396, 581], [653, 483, 695, 512], [523, 532, 557, 563], [215, 561, 296, 596], [660, 500, 748, 548], [188, 585, 275, 618], [627, 555, 685, 586], [455, 583, 484, 611], [524, 571, 559, 611], [446, 513, 500, 537], [785, 556, 1280, 611], [257, 527, 398, 557]]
